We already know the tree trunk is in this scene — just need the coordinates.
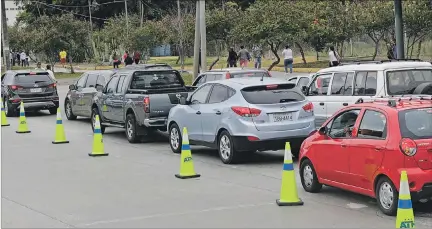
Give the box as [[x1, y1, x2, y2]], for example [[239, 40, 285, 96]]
[[339, 42, 344, 58], [267, 42, 280, 71], [295, 42, 307, 64], [316, 51, 319, 61], [176, 55, 180, 64], [69, 55, 74, 74], [416, 40, 422, 59], [372, 41, 379, 60], [209, 41, 221, 70]]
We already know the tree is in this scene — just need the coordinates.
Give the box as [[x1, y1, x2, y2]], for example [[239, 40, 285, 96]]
[[403, 0, 432, 58]]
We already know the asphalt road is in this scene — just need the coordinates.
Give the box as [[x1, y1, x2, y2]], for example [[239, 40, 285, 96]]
[[2, 85, 431, 228]]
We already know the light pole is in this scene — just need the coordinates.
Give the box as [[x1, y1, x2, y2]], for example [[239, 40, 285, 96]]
[[193, 0, 201, 79], [1, 0, 11, 70], [124, 0, 129, 39], [199, 0, 207, 73], [394, 0, 405, 59]]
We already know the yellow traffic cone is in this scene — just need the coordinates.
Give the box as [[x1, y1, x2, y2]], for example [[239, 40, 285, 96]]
[[276, 142, 304, 206], [175, 127, 200, 179], [52, 108, 69, 144], [1, 98, 10, 127], [396, 171, 415, 228], [16, 101, 31, 134], [88, 114, 108, 157]]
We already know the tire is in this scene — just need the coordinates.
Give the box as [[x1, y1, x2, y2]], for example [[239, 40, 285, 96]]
[[300, 159, 323, 193], [64, 99, 77, 120], [125, 113, 139, 143], [169, 123, 182, 154], [217, 130, 243, 164], [91, 107, 106, 134], [4, 99, 17, 117], [48, 107, 57, 115], [375, 176, 398, 216]]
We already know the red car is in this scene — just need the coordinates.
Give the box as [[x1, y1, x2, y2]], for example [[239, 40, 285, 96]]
[[299, 96, 432, 216]]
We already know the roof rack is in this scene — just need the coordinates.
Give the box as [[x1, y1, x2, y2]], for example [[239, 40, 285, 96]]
[[355, 96, 432, 107], [380, 58, 423, 63], [339, 59, 425, 66]]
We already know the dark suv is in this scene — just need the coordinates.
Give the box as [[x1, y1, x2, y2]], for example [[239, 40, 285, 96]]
[[1, 70, 59, 116]]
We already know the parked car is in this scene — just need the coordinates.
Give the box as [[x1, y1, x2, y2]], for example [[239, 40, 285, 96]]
[[192, 68, 272, 87], [287, 74, 313, 88], [64, 70, 115, 120], [298, 96, 432, 216], [302, 60, 432, 127], [168, 78, 315, 164], [125, 63, 173, 70], [91, 68, 195, 143], [1, 70, 59, 116]]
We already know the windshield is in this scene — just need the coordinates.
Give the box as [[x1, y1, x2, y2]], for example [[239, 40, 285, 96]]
[[231, 72, 270, 78], [399, 107, 432, 139], [14, 74, 53, 84], [387, 69, 432, 95], [130, 71, 182, 89]]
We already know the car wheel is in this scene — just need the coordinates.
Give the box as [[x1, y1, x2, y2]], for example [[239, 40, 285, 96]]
[[91, 107, 106, 134], [169, 123, 182, 154], [48, 107, 57, 115], [125, 113, 139, 143], [218, 130, 243, 164], [64, 99, 77, 120], [376, 176, 398, 216], [4, 99, 16, 117], [300, 159, 323, 193]]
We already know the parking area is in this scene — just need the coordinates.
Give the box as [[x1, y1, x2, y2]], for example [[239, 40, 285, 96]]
[[2, 84, 432, 228]]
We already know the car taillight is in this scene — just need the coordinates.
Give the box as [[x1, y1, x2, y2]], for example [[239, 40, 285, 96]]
[[302, 102, 314, 112], [48, 83, 56, 88], [10, 85, 23, 90], [225, 72, 231, 79], [231, 106, 261, 117], [399, 138, 417, 156], [266, 84, 278, 89], [143, 97, 150, 113], [247, 136, 260, 141]]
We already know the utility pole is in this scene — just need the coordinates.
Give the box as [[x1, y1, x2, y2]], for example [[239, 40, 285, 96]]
[[124, 0, 129, 38], [88, 0, 94, 56], [1, 0, 11, 70], [177, 0, 184, 71], [199, 0, 207, 73], [192, 1, 201, 79], [394, 0, 405, 59], [140, 1, 144, 27]]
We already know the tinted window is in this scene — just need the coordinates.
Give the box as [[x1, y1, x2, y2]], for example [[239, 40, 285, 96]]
[[130, 71, 182, 89], [358, 110, 387, 139], [76, 74, 87, 88], [342, 72, 354, 95], [288, 77, 297, 82], [145, 65, 172, 70], [231, 71, 270, 78], [298, 77, 310, 87], [328, 109, 360, 138], [117, 75, 126, 93], [387, 69, 432, 95], [191, 84, 212, 104], [399, 107, 432, 139], [241, 84, 305, 104], [97, 72, 113, 86], [309, 74, 331, 96], [331, 73, 347, 95], [85, 74, 98, 88], [106, 76, 119, 94], [354, 71, 377, 95], [14, 74, 53, 84], [208, 85, 229, 104], [205, 74, 218, 82]]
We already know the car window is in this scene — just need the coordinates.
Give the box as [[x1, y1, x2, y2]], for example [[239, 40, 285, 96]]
[[130, 71, 182, 89], [288, 77, 297, 82], [231, 71, 270, 78], [399, 107, 432, 140], [14, 73, 53, 84], [308, 74, 332, 96], [194, 74, 206, 86], [97, 72, 113, 86], [208, 84, 229, 104], [85, 74, 98, 88], [145, 65, 172, 70], [331, 73, 348, 95], [116, 75, 126, 93], [328, 109, 361, 138], [190, 84, 212, 104], [387, 69, 432, 95], [205, 74, 221, 82], [358, 110, 387, 139], [76, 74, 88, 89], [297, 77, 310, 87], [241, 84, 305, 104], [354, 71, 377, 96], [105, 75, 120, 94], [342, 72, 354, 95]]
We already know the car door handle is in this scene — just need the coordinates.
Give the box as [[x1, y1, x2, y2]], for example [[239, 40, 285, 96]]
[[196, 111, 201, 115], [341, 143, 347, 148], [343, 103, 348, 106], [319, 102, 325, 106], [215, 111, 222, 115], [375, 146, 384, 151]]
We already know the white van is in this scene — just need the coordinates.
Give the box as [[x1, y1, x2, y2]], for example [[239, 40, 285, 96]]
[[302, 60, 432, 127]]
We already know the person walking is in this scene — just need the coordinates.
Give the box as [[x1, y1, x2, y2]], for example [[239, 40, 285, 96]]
[[252, 45, 263, 69], [59, 50, 67, 68], [227, 48, 238, 67], [124, 53, 134, 66], [282, 45, 294, 74], [328, 46, 341, 67], [35, 62, 45, 70], [122, 51, 129, 65], [133, 51, 141, 64], [20, 51, 27, 67], [10, 51, 15, 66], [238, 46, 250, 68], [46, 65, 56, 82], [112, 52, 121, 68]]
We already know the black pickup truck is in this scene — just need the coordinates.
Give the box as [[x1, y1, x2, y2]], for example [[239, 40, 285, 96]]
[[91, 69, 195, 143]]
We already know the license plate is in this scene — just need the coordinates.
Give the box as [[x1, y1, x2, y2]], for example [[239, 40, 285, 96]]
[[30, 88, 42, 93], [271, 112, 294, 122]]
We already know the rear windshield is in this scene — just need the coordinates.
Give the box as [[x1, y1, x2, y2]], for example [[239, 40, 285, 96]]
[[387, 69, 432, 95], [145, 65, 172, 70], [241, 84, 305, 104], [399, 107, 432, 139], [231, 72, 270, 78], [14, 74, 53, 84], [130, 71, 183, 89]]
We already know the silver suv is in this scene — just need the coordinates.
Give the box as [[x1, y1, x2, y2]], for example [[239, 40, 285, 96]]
[[192, 68, 272, 87]]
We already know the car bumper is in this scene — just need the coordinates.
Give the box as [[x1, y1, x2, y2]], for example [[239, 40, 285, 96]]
[[397, 168, 432, 202], [143, 117, 168, 128], [411, 183, 432, 202], [10, 98, 59, 111], [231, 136, 308, 153]]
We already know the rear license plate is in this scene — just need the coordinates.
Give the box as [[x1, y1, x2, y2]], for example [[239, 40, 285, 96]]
[[271, 112, 294, 122], [30, 88, 42, 93]]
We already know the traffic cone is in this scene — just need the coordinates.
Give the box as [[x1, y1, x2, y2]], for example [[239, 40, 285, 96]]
[[52, 108, 69, 144], [276, 142, 304, 206], [16, 102, 31, 134], [1, 98, 10, 127], [396, 171, 415, 228], [88, 114, 108, 157], [175, 127, 200, 179]]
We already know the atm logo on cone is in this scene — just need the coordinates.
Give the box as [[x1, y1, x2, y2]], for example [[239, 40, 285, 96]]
[[184, 156, 192, 162], [399, 220, 414, 228]]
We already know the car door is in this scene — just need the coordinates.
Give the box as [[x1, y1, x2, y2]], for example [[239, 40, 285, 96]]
[[192, 74, 207, 87], [101, 75, 120, 121], [353, 71, 378, 101], [80, 73, 99, 117], [111, 74, 128, 123], [200, 84, 232, 142], [326, 72, 355, 117], [73, 73, 88, 116], [183, 84, 213, 141], [347, 109, 388, 190], [313, 109, 361, 185], [297, 76, 311, 88], [306, 73, 332, 127]]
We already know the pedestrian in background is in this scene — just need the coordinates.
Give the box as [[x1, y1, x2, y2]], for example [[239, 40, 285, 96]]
[[227, 47, 238, 67], [124, 53, 134, 66], [133, 51, 141, 64], [328, 46, 341, 67], [123, 51, 129, 65], [35, 62, 44, 70], [20, 51, 27, 67], [46, 65, 56, 82], [16, 52, 20, 66], [59, 50, 67, 68], [238, 46, 250, 68], [282, 45, 294, 74], [10, 51, 15, 66], [112, 52, 121, 68], [252, 45, 263, 69]]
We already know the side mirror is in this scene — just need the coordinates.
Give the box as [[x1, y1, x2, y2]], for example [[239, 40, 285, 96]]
[[318, 126, 327, 135], [96, 84, 104, 91], [69, 84, 77, 90]]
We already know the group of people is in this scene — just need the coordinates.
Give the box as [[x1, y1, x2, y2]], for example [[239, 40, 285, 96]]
[[9, 50, 29, 67], [112, 51, 141, 68]]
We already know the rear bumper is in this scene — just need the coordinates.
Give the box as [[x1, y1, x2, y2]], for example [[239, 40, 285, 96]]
[[9, 98, 59, 111], [143, 117, 168, 128], [231, 136, 307, 154], [411, 183, 432, 202], [397, 168, 432, 202]]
